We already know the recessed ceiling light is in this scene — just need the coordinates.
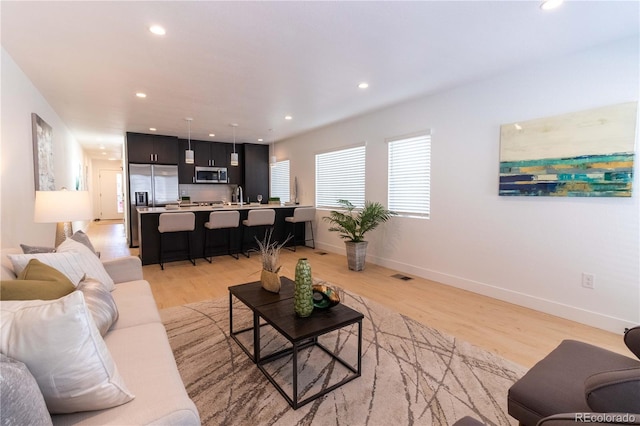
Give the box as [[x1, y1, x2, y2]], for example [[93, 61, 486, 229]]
[[358, 82, 369, 89], [209, 133, 215, 137], [285, 115, 293, 120], [149, 127, 157, 131], [540, 0, 563, 10], [136, 92, 147, 98], [258, 138, 263, 142], [149, 25, 166, 36]]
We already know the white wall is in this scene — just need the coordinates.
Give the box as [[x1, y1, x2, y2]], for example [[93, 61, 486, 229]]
[[1, 48, 90, 248], [276, 38, 640, 333]]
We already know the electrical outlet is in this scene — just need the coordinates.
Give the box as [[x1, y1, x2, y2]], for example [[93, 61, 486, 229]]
[[582, 273, 595, 289]]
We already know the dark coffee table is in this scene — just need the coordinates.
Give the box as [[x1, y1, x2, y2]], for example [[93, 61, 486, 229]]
[[228, 278, 364, 409], [229, 278, 296, 362]]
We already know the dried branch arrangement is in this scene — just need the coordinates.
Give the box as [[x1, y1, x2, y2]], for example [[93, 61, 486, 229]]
[[255, 229, 291, 273]]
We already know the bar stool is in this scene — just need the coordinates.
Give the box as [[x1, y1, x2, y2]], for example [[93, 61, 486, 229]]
[[285, 207, 316, 251], [203, 210, 240, 262], [241, 209, 276, 257], [158, 212, 196, 270]]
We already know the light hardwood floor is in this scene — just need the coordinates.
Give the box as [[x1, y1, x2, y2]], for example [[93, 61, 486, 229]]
[[87, 220, 630, 368]]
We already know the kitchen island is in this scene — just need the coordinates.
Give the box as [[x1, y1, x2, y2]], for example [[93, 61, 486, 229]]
[[137, 204, 312, 265]]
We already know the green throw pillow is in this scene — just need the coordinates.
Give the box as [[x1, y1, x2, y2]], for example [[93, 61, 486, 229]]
[[17, 258, 73, 283], [1, 279, 75, 301], [1, 259, 76, 300]]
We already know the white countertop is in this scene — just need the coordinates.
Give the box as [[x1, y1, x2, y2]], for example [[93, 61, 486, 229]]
[[137, 204, 310, 214]]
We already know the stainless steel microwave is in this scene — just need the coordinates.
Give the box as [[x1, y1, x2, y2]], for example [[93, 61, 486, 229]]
[[195, 166, 228, 183]]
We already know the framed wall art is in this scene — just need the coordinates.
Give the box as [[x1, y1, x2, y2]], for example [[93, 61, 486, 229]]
[[31, 113, 55, 191], [499, 102, 637, 197]]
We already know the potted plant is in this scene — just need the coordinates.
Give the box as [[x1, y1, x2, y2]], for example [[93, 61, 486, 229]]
[[323, 199, 396, 271], [256, 230, 291, 293]]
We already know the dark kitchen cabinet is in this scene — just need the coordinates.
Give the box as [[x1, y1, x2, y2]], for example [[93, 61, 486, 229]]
[[242, 143, 269, 202], [126, 133, 179, 164], [226, 143, 243, 185], [193, 141, 227, 167], [178, 140, 234, 183], [178, 139, 195, 184]]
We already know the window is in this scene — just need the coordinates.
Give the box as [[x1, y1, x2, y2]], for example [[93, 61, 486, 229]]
[[316, 145, 366, 209], [388, 132, 431, 218], [270, 160, 290, 203]]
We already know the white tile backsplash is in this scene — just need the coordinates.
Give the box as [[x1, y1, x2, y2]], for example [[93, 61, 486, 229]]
[[179, 184, 235, 203]]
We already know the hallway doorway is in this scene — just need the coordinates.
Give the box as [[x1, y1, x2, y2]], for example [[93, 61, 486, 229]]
[[98, 169, 124, 220]]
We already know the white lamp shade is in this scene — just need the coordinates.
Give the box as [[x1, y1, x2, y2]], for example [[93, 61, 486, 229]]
[[230, 152, 239, 166], [185, 149, 194, 164], [34, 190, 91, 223]]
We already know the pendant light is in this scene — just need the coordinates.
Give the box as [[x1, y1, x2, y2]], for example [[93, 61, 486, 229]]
[[184, 117, 194, 164], [230, 123, 239, 166]]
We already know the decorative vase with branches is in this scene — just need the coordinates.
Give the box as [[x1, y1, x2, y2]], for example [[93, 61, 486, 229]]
[[256, 229, 291, 293]]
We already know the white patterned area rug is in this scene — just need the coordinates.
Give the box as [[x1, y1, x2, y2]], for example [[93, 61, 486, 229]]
[[160, 281, 526, 426]]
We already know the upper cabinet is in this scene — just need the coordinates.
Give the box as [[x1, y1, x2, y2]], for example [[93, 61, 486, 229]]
[[193, 141, 227, 167], [226, 143, 243, 185], [242, 143, 269, 202], [178, 139, 195, 184], [127, 132, 267, 191], [177, 139, 245, 184], [126, 133, 179, 164]]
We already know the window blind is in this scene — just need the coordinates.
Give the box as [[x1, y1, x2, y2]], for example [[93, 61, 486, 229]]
[[270, 160, 290, 203], [316, 145, 366, 209], [388, 133, 431, 218]]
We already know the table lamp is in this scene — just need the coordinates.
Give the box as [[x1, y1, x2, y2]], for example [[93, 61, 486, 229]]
[[34, 189, 92, 246]]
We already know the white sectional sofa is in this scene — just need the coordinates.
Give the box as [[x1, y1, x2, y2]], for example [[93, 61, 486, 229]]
[[1, 248, 201, 425]]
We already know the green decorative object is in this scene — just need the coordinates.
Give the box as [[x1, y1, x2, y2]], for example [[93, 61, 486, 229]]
[[294, 258, 314, 317], [312, 284, 340, 309]]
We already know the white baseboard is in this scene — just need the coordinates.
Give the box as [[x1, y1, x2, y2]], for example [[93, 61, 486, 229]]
[[314, 242, 634, 334]]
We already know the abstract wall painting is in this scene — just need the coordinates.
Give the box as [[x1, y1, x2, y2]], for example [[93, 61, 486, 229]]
[[31, 113, 55, 191], [499, 102, 637, 197]]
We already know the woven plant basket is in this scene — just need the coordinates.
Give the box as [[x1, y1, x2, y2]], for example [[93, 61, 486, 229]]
[[261, 269, 281, 293]]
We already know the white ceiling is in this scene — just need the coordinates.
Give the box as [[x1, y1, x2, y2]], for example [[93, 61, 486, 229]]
[[2, 1, 638, 161]]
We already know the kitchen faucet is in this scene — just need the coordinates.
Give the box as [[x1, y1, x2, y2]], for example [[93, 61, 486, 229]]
[[238, 186, 243, 207]]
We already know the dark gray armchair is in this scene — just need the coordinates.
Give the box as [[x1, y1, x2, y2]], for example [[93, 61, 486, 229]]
[[508, 326, 640, 426]]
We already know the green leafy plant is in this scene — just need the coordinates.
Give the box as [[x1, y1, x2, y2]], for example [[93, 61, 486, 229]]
[[323, 199, 396, 242], [255, 229, 291, 273]]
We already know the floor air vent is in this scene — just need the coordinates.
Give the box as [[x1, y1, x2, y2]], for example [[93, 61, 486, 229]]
[[392, 274, 413, 281]]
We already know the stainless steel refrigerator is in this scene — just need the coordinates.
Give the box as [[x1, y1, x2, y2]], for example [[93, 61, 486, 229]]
[[129, 164, 179, 247]]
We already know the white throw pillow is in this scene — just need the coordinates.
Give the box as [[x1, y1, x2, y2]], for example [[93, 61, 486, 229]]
[[9, 239, 115, 291], [0, 292, 134, 413], [57, 238, 114, 290]]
